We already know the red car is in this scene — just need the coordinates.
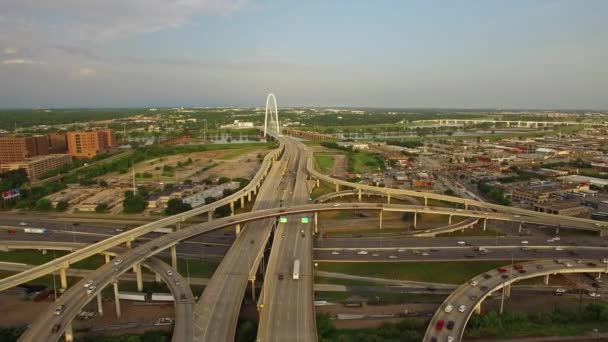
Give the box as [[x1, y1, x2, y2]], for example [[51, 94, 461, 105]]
[[7, 229, 16, 235], [497, 267, 508, 273], [435, 320, 445, 331], [514, 264, 524, 270]]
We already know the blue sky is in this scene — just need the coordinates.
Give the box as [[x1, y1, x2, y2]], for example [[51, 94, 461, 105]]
[[0, 0, 606, 109]]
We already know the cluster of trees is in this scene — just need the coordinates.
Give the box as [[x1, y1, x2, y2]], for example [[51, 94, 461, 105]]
[[165, 198, 192, 215], [123, 191, 147, 214], [467, 304, 608, 338], [477, 182, 511, 206], [0, 108, 142, 130]]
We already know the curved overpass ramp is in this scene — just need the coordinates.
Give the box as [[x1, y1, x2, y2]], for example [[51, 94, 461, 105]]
[[306, 154, 608, 232], [3, 242, 193, 342], [424, 259, 608, 342]]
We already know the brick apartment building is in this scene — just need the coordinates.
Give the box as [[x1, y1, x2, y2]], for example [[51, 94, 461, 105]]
[[0, 154, 72, 180], [66, 129, 115, 158]]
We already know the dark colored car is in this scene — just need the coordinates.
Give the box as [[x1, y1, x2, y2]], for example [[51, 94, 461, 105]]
[[447, 321, 455, 330], [51, 324, 61, 333], [278, 274, 284, 280], [501, 274, 509, 279], [483, 273, 492, 279]]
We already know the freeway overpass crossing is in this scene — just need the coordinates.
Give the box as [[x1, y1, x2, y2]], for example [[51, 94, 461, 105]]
[[15, 202, 608, 342]]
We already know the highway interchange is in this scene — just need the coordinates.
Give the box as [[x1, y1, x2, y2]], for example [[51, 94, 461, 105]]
[[3, 132, 608, 342]]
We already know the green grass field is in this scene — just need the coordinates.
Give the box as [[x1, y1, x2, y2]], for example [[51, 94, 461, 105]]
[[313, 152, 336, 174], [348, 151, 385, 174], [317, 261, 517, 284]]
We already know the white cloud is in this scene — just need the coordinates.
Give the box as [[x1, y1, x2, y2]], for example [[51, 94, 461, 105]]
[[70, 67, 100, 80], [1, 58, 42, 65], [1, 0, 249, 43], [3, 47, 18, 54]]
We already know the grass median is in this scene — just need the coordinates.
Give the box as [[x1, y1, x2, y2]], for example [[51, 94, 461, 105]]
[[317, 260, 515, 284]]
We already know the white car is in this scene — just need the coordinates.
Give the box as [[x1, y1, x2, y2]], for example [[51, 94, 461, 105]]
[[470, 280, 479, 287], [356, 251, 369, 255], [83, 280, 94, 288], [589, 292, 601, 298], [388, 255, 398, 259], [555, 247, 563, 251], [553, 237, 560, 241], [113, 258, 123, 266], [564, 263, 573, 268], [332, 203, 340, 207], [601, 259, 608, 264], [444, 305, 454, 313], [19, 222, 27, 226], [448, 337, 455, 342], [331, 251, 340, 255], [372, 253, 380, 257], [86, 285, 96, 294], [521, 241, 528, 244], [166, 270, 173, 276], [457, 241, 466, 245], [421, 252, 429, 256], [458, 305, 466, 312], [397, 248, 406, 253], [547, 239, 555, 243]]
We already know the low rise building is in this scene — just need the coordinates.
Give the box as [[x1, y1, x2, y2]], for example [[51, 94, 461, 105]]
[[511, 182, 590, 204], [0, 154, 72, 180], [533, 201, 591, 218]]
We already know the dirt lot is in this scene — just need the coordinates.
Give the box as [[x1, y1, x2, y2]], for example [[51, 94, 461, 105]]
[[104, 148, 266, 184]]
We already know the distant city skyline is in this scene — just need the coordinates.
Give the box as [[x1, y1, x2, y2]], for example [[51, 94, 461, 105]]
[[1, 0, 607, 109]]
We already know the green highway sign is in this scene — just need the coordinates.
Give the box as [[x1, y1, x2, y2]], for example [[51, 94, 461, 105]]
[[301, 217, 309, 224], [279, 217, 288, 223]]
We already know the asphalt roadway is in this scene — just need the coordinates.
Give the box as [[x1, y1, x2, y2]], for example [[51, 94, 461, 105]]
[[257, 139, 316, 342]]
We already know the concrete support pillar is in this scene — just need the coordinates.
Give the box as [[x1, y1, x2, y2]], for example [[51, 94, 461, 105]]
[[555, 227, 560, 235], [543, 274, 550, 286], [483, 218, 487, 231], [42, 249, 47, 255], [464, 202, 468, 210], [474, 303, 481, 315], [358, 188, 362, 202], [126, 240, 132, 249], [155, 272, 162, 283], [60, 267, 68, 289], [315, 179, 320, 188], [248, 191, 252, 202], [97, 292, 104, 317], [518, 223, 523, 233], [379, 210, 383, 230], [424, 197, 428, 207], [230, 201, 235, 216], [387, 194, 391, 204], [240, 196, 245, 208], [113, 281, 121, 318], [413, 212, 417, 229], [505, 284, 512, 298], [314, 212, 318, 234], [64, 323, 74, 342], [236, 224, 241, 235], [171, 245, 178, 269], [176, 222, 181, 231], [598, 273, 602, 280], [105, 254, 111, 264], [250, 279, 256, 301], [134, 263, 143, 292], [208, 210, 213, 221], [335, 184, 339, 192], [448, 215, 452, 225]]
